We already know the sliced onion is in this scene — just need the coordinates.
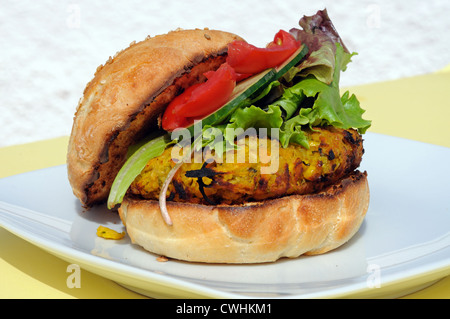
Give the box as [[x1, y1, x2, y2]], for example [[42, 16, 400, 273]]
[[159, 139, 199, 226], [158, 160, 184, 226]]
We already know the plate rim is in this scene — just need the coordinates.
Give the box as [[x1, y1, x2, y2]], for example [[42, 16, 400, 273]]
[[1, 198, 449, 299], [1, 131, 450, 298]]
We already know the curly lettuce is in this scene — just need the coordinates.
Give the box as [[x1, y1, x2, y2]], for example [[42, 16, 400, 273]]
[[218, 42, 371, 150]]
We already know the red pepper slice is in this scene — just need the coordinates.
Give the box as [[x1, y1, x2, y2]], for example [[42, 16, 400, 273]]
[[161, 63, 236, 131], [226, 30, 301, 75]]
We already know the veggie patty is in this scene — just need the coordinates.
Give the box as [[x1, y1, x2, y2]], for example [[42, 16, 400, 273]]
[[129, 126, 363, 205]]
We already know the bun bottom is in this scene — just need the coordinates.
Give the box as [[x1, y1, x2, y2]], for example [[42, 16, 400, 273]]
[[118, 170, 369, 264]]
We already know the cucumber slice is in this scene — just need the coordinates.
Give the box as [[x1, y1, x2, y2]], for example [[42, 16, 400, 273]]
[[274, 44, 308, 80], [187, 68, 277, 134], [185, 45, 308, 134]]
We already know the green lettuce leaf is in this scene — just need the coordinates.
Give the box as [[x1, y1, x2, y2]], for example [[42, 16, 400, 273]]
[[107, 134, 174, 209], [208, 43, 370, 151], [285, 43, 371, 133]]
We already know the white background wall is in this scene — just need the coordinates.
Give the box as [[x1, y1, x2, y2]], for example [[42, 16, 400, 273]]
[[1, 0, 449, 147]]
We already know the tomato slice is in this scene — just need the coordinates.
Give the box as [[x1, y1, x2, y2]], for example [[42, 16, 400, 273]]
[[226, 30, 301, 75], [161, 31, 300, 131], [161, 63, 236, 131], [235, 72, 253, 82], [177, 63, 236, 117], [161, 84, 201, 131]]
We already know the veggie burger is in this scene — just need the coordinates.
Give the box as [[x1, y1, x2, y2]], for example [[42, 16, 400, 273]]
[[67, 9, 371, 263]]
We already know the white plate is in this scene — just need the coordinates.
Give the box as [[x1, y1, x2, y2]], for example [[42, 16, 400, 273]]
[[1, 132, 449, 299]]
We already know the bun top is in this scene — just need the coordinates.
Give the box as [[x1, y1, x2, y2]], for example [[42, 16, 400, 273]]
[[67, 29, 243, 207]]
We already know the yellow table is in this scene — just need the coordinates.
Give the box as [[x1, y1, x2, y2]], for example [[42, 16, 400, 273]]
[[1, 68, 449, 299]]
